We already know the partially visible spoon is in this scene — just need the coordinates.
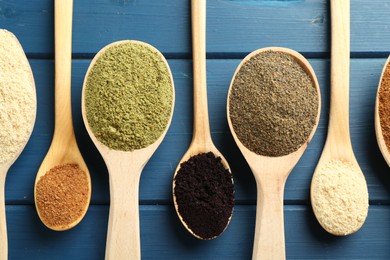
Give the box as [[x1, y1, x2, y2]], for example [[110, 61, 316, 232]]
[[310, 0, 368, 236], [0, 29, 37, 260], [34, 0, 91, 231], [375, 55, 390, 166], [227, 47, 321, 259], [82, 40, 175, 259], [172, 0, 234, 240]]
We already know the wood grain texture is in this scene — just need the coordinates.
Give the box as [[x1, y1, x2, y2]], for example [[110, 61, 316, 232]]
[[5, 205, 390, 259], [2, 0, 390, 257], [1, 1, 390, 56], [6, 59, 390, 204]]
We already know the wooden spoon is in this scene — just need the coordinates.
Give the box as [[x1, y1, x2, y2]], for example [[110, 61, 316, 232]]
[[310, 0, 368, 236], [0, 31, 37, 260], [227, 47, 321, 259], [375, 55, 390, 166], [81, 40, 175, 259], [34, 0, 91, 231], [172, 0, 234, 240]]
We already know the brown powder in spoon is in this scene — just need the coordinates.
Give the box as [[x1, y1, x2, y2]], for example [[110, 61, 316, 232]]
[[35, 163, 90, 229], [378, 63, 390, 152]]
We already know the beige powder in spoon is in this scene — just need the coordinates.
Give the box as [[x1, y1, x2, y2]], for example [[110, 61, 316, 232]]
[[0, 29, 36, 165], [311, 159, 369, 235]]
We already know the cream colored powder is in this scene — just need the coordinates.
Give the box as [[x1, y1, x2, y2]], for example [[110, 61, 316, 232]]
[[0, 30, 36, 165], [311, 159, 369, 236]]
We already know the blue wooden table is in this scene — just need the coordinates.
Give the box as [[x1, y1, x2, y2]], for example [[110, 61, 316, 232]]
[[3, 0, 390, 259]]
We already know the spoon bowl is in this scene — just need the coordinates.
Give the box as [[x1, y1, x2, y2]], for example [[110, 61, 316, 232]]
[[82, 40, 175, 259], [375, 55, 390, 166], [227, 47, 321, 259], [172, 138, 232, 240], [34, 0, 91, 231], [172, 0, 234, 240], [310, 0, 368, 237], [34, 136, 91, 231], [0, 29, 37, 259]]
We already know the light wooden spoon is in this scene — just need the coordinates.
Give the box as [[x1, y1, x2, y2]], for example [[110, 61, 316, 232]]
[[0, 30, 37, 260], [227, 47, 321, 260], [375, 55, 390, 166], [310, 0, 368, 236], [81, 41, 175, 260], [172, 0, 234, 240], [34, 0, 91, 231]]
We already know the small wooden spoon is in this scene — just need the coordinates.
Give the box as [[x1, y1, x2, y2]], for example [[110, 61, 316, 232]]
[[81, 41, 175, 259], [0, 31, 36, 260], [375, 56, 390, 166], [172, 0, 233, 240], [227, 47, 321, 259], [310, 0, 368, 236], [34, 0, 91, 231]]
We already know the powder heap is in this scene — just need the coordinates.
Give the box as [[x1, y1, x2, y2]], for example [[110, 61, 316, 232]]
[[311, 159, 369, 236], [84, 41, 173, 151], [378, 62, 390, 152], [0, 29, 36, 165], [174, 152, 234, 240], [35, 164, 90, 229], [229, 50, 318, 157]]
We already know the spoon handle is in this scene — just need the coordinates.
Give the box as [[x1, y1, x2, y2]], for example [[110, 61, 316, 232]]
[[253, 177, 286, 260], [105, 160, 143, 260], [0, 169, 7, 259], [54, 0, 75, 140], [328, 0, 351, 150], [191, 0, 212, 144]]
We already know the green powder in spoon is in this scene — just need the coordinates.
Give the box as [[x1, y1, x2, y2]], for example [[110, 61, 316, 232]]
[[84, 41, 173, 151]]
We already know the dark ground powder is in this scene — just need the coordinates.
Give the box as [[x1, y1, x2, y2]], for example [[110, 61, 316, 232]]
[[229, 50, 318, 157], [173, 152, 234, 240], [35, 163, 90, 229]]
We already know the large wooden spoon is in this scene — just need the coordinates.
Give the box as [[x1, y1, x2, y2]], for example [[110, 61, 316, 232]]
[[310, 0, 368, 236], [172, 0, 233, 240], [34, 0, 91, 231], [81, 41, 175, 259], [227, 47, 321, 259], [375, 56, 390, 166], [0, 30, 37, 260]]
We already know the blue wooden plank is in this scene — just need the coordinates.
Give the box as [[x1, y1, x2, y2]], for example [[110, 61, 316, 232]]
[[1, 1, 390, 56], [5, 205, 390, 259], [6, 58, 390, 203], [2, 1, 389, 259]]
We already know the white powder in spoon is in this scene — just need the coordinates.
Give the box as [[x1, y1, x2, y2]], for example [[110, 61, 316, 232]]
[[0, 30, 36, 165], [311, 159, 369, 236]]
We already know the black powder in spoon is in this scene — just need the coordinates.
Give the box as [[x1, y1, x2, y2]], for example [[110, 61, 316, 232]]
[[173, 152, 234, 239], [229, 50, 318, 157]]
